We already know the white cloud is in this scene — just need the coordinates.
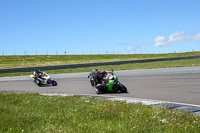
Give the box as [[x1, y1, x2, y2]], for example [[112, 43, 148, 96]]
[[150, 31, 200, 48], [153, 36, 170, 47], [154, 42, 170, 47], [125, 46, 134, 51], [190, 33, 200, 41], [168, 31, 185, 42], [154, 36, 166, 42]]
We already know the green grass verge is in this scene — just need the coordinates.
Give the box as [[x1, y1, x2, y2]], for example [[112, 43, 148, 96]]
[[1, 58, 200, 77], [0, 93, 199, 132], [0, 52, 200, 69]]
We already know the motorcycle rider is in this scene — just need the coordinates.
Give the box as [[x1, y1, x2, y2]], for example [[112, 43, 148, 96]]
[[33, 69, 45, 81], [93, 68, 99, 73], [88, 68, 100, 83], [93, 68, 102, 83], [89, 68, 114, 86], [89, 68, 99, 77], [99, 71, 113, 86]]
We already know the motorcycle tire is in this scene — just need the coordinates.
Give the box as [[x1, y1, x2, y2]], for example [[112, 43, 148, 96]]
[[90, 79, 94, 87], [35, 80, 43, 87], [52, 81, 57, 86], [37, 83, 43, 87], [95, 86, 101, 94], [118, 83, 127, 93]]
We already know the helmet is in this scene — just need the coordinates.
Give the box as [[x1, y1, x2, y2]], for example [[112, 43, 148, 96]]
[[102, 70, 106, 74], [35, 69, 42, 73], [93, 68, 98, 72]]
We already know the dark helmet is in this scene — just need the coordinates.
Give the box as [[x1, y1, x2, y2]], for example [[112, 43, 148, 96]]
[[35, 69, 42, 73], [101, 70, 106, 74]]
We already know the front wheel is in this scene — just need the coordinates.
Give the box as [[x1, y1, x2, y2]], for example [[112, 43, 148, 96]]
[[90, 78, 94, 87], [95, 86, 101, 94], [51, 81, 57, 86], [118, 83, 127, 93]]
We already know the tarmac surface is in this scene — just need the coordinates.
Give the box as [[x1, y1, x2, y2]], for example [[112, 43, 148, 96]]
[[1, 66, 200, 115], [0, 66, 200, 105]]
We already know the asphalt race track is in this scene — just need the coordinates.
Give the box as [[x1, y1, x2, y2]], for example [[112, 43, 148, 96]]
[[0, 67, 200, 105]]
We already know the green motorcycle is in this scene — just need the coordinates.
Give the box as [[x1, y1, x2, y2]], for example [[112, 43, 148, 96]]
[[88, 69, 127, 94]]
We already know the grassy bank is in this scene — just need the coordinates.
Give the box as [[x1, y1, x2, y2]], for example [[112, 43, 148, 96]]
[[0, 93, 199, 132], [0, 52, 200, 69], [1, 58, 200, 77]]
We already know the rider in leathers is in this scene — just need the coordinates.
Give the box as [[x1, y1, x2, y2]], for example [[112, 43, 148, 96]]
[[33, 69, 45, 83]]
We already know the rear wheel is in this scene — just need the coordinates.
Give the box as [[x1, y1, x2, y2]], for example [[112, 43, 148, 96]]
[[35, 79, 43, 87]]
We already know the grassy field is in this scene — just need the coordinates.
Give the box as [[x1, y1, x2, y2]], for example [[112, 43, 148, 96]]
[[0, 93, 199, 132], [1, 53, 200, 132], [0, 51, 200, 69]]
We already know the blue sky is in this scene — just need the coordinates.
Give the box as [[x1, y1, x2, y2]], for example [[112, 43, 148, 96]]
[[0, 0, 200, 55]]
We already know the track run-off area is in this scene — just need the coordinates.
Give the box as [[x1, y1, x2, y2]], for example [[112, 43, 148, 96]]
[[1, 66, 200, 106]]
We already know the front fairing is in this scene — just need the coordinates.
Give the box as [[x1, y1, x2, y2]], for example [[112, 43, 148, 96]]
[[47, 78, 54, 83], [105, 74, 118, 91]]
